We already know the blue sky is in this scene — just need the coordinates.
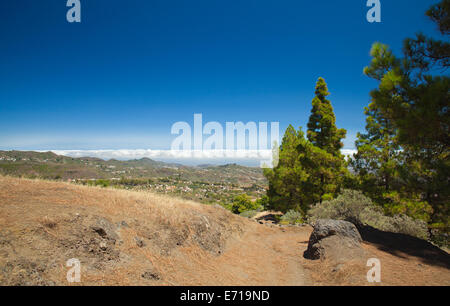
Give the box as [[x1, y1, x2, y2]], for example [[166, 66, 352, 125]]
[[0, 0, 441, 160]]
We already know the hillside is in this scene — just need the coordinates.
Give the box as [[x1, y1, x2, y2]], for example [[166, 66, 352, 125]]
[[0, 176, 449, 286], [0, 150, 267, 205], [0, 151, 265, 184]]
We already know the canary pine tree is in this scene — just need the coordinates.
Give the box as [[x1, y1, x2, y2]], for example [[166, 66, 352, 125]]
[[264, 125, 309, 213], [307, 77, 347, 156], [351, 100, 402, 200], [350, 98, 433, 221], [264, 124, 348, 213], [264, 78, 349, 213], [362, 1, 449, 225], [306, 78, 348, 203]]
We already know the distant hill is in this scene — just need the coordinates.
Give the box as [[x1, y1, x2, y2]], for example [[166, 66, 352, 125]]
[[0, 150, 266, 185]]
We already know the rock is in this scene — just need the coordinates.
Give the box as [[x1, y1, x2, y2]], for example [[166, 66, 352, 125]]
[[90, 217, 119, 243], [304, 219, 365, 261], [99, 241, 108, 250], [142, 271, 160, 280], [332, 263, 344, 273], [135, 236, 145, 248], [309, 219, 362, 243], [117, 220, 129, 228]]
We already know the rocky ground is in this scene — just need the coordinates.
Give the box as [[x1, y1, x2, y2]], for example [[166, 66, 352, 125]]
[[0, 176, 449, 286]]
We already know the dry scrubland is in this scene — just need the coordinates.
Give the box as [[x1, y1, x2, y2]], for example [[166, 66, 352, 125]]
[[0, 175, 449, 286]]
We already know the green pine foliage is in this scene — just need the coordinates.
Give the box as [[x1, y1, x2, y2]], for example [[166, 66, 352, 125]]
[[307, 77, 347, 156], [264, 78, 348, 214], [351, 99, 401, 199], [360, 1, 449, 226], [264, 125, 310, 213], [263, 2, 448, 245], [349, 94, 433, 221]]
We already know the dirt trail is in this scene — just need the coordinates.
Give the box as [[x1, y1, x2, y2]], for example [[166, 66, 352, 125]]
[[176, 223, 313, 286]]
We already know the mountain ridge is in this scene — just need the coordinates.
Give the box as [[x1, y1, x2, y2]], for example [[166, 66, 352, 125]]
[[0, 150, 266, 185]]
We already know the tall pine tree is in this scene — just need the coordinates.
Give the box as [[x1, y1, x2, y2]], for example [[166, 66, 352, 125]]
[[265, 78, 349, 213], [307, 77, 347, 156], [351, 100, 401, 198], [306, 78, 348, 203], [350, 99, 432, 221]]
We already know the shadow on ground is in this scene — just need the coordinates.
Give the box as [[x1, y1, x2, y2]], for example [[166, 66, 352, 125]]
[[357, 225, 450, 269], [256, 214, 279, 223]]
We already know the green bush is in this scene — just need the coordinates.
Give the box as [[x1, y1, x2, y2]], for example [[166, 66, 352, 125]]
[[308, 189, 372, 225], [429, 223, 449, 248], [308, 189, 429, 240], [280, 210, 304, 224], [381, 191, 433, 222], [231, 194, 259, 214], [85, 179, 111, 188]]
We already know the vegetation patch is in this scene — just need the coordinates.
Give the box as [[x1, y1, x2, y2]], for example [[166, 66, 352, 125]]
[[308, 190, 429, 240]]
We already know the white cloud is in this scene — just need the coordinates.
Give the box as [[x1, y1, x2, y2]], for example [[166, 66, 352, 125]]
[[50, 149, 274, 160], [50, 148, 357, 164], [341, 149, 357, 157]]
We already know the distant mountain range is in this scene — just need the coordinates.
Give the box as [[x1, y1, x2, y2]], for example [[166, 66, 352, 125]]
[[0, 150, 266, 186]]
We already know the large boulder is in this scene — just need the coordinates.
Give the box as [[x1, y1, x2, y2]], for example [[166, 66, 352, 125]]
[[304, 219, 365, 261]]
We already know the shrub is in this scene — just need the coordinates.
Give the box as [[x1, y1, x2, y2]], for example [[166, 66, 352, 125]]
[[239, 210, 259, 218], [95, 179, 111, 188], [372, 214, 429, 240], [308, 189, 429, 240], [308, 189, 373, 225], [429, 223, 449, 248], [231, 194, 259, 214], [280, 210, 304, 224], [381, 191, 433, 222]]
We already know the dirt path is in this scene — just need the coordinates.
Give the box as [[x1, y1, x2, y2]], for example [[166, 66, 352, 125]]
[[198, 223, 312, 286]]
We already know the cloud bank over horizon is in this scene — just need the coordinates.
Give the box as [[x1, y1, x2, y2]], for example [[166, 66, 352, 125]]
[[46, 148, 357, 167]]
